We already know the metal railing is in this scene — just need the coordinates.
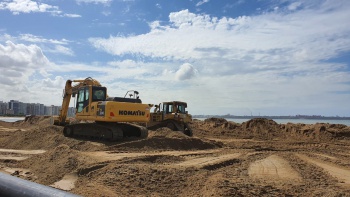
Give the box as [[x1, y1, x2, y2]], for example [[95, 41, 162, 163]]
[[0, 172, 81, 197]]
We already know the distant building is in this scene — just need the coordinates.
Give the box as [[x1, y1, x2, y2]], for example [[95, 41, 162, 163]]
[[68, 107, 76, 117], [26, 103, 35, 115], [53, 106, 60, 116], [5, 109, 14, 115], [18, 102, 27, 115], [0, 101, 8, 115], [2, 99, 75, 117], [8, 100, 20, 115]]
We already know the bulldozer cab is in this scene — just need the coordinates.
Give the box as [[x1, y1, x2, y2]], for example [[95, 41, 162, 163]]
[[162, 101, 187, 115], [160, 101, 190, 122]]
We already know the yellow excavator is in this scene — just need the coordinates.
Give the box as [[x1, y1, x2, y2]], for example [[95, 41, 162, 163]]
[[147, 101, 193, 136], [52, 77, 151, 140]]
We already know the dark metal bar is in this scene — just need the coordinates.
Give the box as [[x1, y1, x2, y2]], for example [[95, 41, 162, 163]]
[[0, 172, 82, 197]]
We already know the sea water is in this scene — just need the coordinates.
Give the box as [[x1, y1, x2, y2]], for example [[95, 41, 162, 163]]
[[0, 117, 25, 122]]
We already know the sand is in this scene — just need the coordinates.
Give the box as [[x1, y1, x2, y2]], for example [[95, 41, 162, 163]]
[[1, 116, 350, 196]]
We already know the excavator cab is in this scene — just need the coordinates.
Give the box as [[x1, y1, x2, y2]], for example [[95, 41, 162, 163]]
[[75, 86, 106, 113]]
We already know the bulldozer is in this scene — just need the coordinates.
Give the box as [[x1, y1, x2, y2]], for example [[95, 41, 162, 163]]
[[147, 101, 193, 136], [52, 77, 151, 141]]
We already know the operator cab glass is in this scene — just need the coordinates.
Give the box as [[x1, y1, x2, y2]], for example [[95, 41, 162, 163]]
[[76, 87, 89, 113], [163, 103, 173, 114], [177, 103, 186, 114], [92, 86, 107, 102]]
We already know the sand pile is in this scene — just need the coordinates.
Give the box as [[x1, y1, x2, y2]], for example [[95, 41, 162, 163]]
[[191, 118, 240, 137], [282, 123, 350, 141], [12, 115, 51, 128], [18, 144, 93, 185], [240, 118, 281, 140], [192, 118, 350, 141], [109, 127, 222, 151], [1, 116, 105, 151], [1, 124, 104, 151], [148, 127, 191, 138]]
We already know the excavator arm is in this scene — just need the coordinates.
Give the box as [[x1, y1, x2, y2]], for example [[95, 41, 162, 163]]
[[53, 77, 102, 126]]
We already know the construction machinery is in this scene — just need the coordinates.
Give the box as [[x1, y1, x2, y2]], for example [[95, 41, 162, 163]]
[[52, 77, 151, 140], [147, 101, 193, 136]]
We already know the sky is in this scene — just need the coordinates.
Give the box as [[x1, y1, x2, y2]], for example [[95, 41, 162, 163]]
[[0, 0, 350, 116]]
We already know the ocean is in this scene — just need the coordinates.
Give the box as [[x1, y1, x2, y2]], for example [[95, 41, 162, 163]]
[[0, 117, 25, 122]]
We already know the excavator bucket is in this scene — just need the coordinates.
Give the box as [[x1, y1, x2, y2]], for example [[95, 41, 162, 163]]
[[50, 116, 70, 126]]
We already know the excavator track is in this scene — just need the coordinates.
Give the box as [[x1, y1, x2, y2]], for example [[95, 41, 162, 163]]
[[63, 122, 148, 141]]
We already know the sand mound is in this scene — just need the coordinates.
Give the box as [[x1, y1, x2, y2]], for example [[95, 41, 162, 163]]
[[11, 115, 51, 129], [242, 118, 279, 132], [1, 122, 105, 151], [240, 118, 281, 139], [109, 127, 222, 151], [148, 127, 190, 138], [204, 117, 228, 124], [282, 123, 350, 141], [0, 120, 15, 128], [192, 118, 350, 141], [19, 144, 93, 185]]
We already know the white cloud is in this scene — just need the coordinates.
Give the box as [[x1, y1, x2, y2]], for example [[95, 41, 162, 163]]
[[196, 0, 210, 7], [0, 41, 53, 103], [0, 41, 49, 70], [1, 34, 74, 56], [48, 45, 75, 56], [63, 13, 82, 18], [102, 10, 111, 16], [0, 0, 79, 17], [88, 2, 350, 116], [89, 6, 350, 64], [175, 63, 197, 80], [19, 34, 70, 45], [0, 0, 59, 15], [76, 0, 112, 5], [42, 76, 66, 88], [288, 2, 302, 11]]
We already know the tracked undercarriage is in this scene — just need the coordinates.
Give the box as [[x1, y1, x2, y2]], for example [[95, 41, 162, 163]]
[[63, 122, 148, 141]]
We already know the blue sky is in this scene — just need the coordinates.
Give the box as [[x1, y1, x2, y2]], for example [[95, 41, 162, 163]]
[[0, 0, 350, 116]]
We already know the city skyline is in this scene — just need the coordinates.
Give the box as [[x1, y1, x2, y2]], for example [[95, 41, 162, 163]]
[[0, 99, 74, 116]]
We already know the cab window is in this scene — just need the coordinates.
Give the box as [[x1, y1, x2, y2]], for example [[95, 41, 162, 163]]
[[163, 103, 174, 114], [177, 105, 185, 113], [76, 87, 90, 113], [92, 87, 107, 102], [168, 104, 173, 113], [77, 89, 85, 112]]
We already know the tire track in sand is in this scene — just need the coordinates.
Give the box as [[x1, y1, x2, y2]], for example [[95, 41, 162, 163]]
[[248, 155, 302, 183], [296, 153, 350, 185], [176, 153, 242, 168], [0, 149, 46, 161]]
